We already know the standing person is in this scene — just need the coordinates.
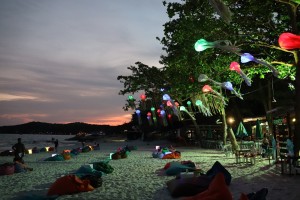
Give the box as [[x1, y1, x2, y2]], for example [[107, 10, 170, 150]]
[[12, 138, 26, 163], [54, 139, 59, 152]]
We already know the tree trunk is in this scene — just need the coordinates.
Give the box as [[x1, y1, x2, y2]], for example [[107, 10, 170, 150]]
[[294, 51, 300, 156], [228, 127, 239, 152], [222, 110, 228, 145]]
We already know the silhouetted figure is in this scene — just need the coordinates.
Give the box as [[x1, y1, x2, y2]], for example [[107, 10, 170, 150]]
[[54, 139, 59, 152], [12, 138, 25, 164]]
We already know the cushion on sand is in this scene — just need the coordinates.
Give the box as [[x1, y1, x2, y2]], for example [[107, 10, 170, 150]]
[[44, 154, 65, 161], [162, 151, 181, 159], [165, 162, 196, 176], [0, 163, 15, 175], [47, 175, 94, 196], [206, 161, 232, 185], [74, 165, 103, 178], [92, 161, 114, 174], [183, 173, 233, 200], [167, 175, 211, 198]]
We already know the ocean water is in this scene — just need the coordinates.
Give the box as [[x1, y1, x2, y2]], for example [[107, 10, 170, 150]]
[[0, 134, 78, 152]]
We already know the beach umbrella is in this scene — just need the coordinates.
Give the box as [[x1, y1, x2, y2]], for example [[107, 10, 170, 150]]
[[235, 122, 248, 138], [255, 119, 263, 140]]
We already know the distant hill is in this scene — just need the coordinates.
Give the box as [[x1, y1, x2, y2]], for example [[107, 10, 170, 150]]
[[0, 121, 133, 135]]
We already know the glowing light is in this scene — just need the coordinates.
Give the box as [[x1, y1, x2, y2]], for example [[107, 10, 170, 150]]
[[166, 100, 173, 107], [163, 94, 171, 101], [202, 85, 212, 93], [140, 94, 146, 101], [194, 39, 215, 51], [278, 32, 300, 50]]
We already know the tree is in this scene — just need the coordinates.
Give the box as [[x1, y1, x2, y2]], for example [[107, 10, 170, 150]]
[[158, 0, 299, 152]]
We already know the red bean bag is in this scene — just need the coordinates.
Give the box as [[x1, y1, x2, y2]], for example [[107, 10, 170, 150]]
[[47, 175, 94, 196], [162, 151, 181, 159], [0, 163, 15, 176], [183, 173, 232, 200]]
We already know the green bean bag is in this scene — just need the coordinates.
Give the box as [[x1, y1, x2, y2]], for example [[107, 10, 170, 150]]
[[92, 161, 114, 174]]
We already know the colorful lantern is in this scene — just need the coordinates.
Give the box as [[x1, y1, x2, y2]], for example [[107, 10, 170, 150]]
[[140, 94, 146, 101], [147, 112, 153, 126], [160, 110, 168, 127], [195, 99, 211, 116], [221, 81, 243, 99], [151, 107, 158, 127], [187, 101, 192, 112], [135, 109, 141, 125], [278, 32, 300, 50], [166, 100, 173, 107], [202, 85, 213, 93], [163, 94, 171, 101], [240, 53, 278, 77], [202, 85, 225, 104], [195, 39, 240, 54], [229, 62, 251, 86]]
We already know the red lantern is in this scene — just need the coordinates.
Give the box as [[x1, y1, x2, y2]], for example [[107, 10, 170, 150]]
[[229, 62, 241, 73], [140, 94, 146, 101], [147, 112, 151, 117], [278, 32, 300, 50], [202, 85, 212, 93]]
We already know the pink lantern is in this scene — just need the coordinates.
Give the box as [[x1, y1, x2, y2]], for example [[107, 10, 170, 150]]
[[229, 62, 241, 73], [202, 85, 212, 93], [278, 32, 300, 50], [140, 94, 146, 101], [174, 102, 179, 107], [147, 112, 151, 117], [166, 100, 173, 107]]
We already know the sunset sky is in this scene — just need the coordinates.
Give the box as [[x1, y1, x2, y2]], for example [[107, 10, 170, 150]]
[[0, 0, 172, 126]]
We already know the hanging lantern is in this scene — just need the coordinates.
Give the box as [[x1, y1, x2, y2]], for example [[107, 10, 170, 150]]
[[160, 110, 168, 127], [202, 85, 213, 93], [140, 94, 146, 101], [128, 95, 134, 101], [187, 101, 192, 112], [278, 32, 300, 50], [135, 110, 142, 125], [229, 61, 241, 73], [194, 39, 215, 51], [163, 94, 171, 101], [240, 53, 278, 77], [150, 107, 158, 127], [166, 100, 173, 107], [147, 112, 153, 126], [229, 62, 251, 86], [221, 81, 243, 99]]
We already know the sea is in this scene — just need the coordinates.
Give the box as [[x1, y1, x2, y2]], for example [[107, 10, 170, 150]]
[[0, 134, 78, 152]]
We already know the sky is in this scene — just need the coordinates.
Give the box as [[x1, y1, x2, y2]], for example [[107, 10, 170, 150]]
[[0, 0, 173, 126]]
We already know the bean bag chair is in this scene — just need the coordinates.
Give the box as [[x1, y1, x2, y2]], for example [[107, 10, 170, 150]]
[[14, 162, 26, 173], [165, 161, 196, 176], [82, 146, 92, 153], [32, 147, 39, 153], [81, 174, 103, 188], [183, 173, 233, 200], [111, 152, 121, 160], [121, 151, 130, 159], [71, 148, 80, 155], [0, 150, 14, 156], [162, 151, 181, 159], [74, 165, 103, 178], [48, 147, 55, 152], [47, 175, 94, 196], [62, 150, 71, 154], [206, 161, 231, 185], [63, 153, 71, 160], [0, 163, 15, 175], [40, 147, 47, 152], [44, 154, 65, 161], [92, 161, 114, 174], [167, 175, 212, 198]]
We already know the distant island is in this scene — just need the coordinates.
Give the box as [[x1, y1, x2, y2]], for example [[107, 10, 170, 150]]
[[0, 121, 133, 136]]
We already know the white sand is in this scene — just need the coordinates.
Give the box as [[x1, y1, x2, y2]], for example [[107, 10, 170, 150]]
[[1, 139, 300, 200]]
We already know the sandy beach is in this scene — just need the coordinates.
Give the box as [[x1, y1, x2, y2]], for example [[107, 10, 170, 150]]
[[1, 138, 300, 200]]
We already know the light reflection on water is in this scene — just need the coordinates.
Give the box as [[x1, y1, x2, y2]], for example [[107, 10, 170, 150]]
[[0, 134, 77, 151]]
